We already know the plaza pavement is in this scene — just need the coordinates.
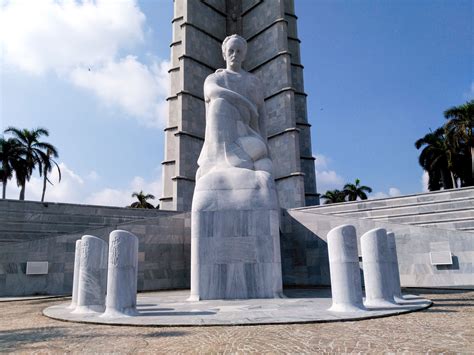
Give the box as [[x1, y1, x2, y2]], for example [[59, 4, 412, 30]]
[[0, 289, 472, 353]]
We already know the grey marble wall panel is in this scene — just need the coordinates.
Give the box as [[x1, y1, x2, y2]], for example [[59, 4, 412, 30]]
[[182, 58, 213, 98], [0, 212, 190, 297], [268, 131, 300, 178], [283, 0, 295, 14], [167, 98, 180, 127], [242, 0, 283, 39], [265, 91, 295, 136], [177, 136, 202, 179], [252, 54, 292, 98], [183, 25, 223, 70], [245, 22, 287, 70], [285, 14, 297, 38], [242, 0, 262, 14], [294, 94, 308, 122], [169, 69, 182, 97], [298, 125, 314, 157], [203, 0, 225, 14], [170, 40, 182, 68], [286, 207, 474, 288], [287, 38, 301, 64], [291, 65, 304, 92], [276, 177, 306, 210], [186, 0, 226, 40]]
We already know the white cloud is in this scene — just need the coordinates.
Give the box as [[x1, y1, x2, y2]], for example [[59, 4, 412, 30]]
[[86, 175, 162, 207], [70, 57, 170, 126], [0, 0, 169, 126], [421, 171, 429, 192], [314, 154, 345, 194], [464, 82, 474, 100], [5, 162, 162, 207], [388, 187, 401, 197], [370, 187, 402, 200], [0, 0, 145, 75]]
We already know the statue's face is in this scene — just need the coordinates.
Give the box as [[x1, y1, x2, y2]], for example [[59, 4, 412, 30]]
[[224, 38, 246, 67]]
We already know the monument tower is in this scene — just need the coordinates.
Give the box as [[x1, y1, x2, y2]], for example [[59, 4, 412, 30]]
[[161, 0, 318, 211]]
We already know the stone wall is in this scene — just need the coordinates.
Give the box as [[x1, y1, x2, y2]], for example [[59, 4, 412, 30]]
[[0, 211, 191, 297]]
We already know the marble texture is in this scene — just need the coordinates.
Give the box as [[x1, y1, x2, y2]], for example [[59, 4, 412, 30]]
[[387, 232, 403, 301], [68, 240, 82, 309], [102, 230, 139, 318], [327, 225, 366, 312], [361, 228, 397, 308], [44, 288, 431, 326], [73, 235, 108, 314], [190, 35, 282, 300]]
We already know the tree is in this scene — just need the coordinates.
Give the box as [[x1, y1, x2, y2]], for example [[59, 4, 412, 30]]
[[343, 178, 373, 201], [40, 148, 61, 202], [444, 100, 473, 186], [129, 191, 156, 209], [415, 127, 457, 190], [3, 127, 58, 200], [321, 189, 347, 204], [0, 137, 24, 199]]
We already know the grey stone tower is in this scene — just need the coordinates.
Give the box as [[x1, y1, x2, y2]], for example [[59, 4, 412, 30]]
[[160, 0, 318, 211]]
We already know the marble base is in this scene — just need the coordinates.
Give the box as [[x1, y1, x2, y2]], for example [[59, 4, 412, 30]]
[[43, 288, 432, 326], [190, 209, 283, 300]]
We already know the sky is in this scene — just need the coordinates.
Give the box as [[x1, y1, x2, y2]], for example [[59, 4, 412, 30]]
[[0, 0, 472, 206]]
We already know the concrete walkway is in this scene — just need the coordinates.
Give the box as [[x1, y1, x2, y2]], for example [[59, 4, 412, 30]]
[[0, 289, 472, 353]]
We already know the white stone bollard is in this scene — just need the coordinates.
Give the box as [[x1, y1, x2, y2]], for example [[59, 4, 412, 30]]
[[102, 230, 139, 317], [361, 228, 397, 308], [68, 239, 82, 309], [327, 224, 366, 312], [73, 235, 108, 314], [387, 232, 403, 302]]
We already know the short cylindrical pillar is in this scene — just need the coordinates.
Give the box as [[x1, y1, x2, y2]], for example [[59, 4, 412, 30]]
[[387, 232, 403, 301], [327, 224, 366, 312], [73, 235, 108, 314], [102, 230, 139, 317], [68, 239, 82, 309], [361, 228, 397, 308]]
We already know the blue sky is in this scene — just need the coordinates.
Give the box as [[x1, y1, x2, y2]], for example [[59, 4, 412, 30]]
[[0, 0, 472, 206]]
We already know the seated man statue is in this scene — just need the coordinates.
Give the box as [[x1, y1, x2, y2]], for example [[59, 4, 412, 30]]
[[190, 34, 282, 300]]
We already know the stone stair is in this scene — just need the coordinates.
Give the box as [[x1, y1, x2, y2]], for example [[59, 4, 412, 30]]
[[304, 187, 474, 232], [0, 199, 166, 244]]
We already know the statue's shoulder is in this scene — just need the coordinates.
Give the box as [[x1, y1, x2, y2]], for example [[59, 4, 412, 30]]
[[204, 70, 223, 83]]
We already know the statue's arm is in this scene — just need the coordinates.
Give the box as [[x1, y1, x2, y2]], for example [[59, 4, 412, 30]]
[[204, 74, 258, 117]]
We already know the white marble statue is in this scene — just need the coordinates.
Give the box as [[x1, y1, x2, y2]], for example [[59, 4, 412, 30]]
[[190, 35, 282, 300]]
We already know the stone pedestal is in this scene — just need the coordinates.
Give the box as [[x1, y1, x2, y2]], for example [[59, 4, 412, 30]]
[[327, 225, 366, 312], [73, 235, 108, 314], [68, 239, 82, 309], [102, 230, 139, 317], [361, 228, 397, 308], [387, 231, 403, 302], [190, 169, 283, 300]]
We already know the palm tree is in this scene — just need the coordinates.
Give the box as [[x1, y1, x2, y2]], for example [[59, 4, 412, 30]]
[[129, 191, 156, 209], [0, 137, 24, 199], [321, 189, 347, 204], [3, 127, 58, 200], [343, 178, 373, 201], [444, 100, 473, 186], [40, 148, 61, 202], [415, 127, 457, 190]]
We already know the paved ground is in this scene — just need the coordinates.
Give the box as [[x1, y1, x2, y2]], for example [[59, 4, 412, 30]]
[[0, 289, 472, 353]]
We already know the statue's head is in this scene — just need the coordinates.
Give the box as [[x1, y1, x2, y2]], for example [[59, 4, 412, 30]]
[[222, 34, 247, 68]]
